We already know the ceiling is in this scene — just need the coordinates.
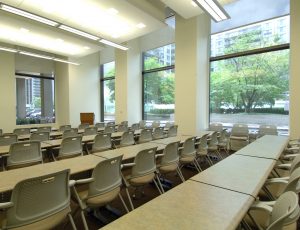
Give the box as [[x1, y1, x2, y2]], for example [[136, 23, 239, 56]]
[[0, 0, 236, 59]]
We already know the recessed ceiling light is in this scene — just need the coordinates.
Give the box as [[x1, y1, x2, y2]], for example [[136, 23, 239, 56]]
[[0, 47, 18, 53], [107, 8, 118, 15], [99, 39, 128, 51], [58, 25, 100, 41], [20, 28, 29, 33], [136, 23, 146, 29], [191, 1, 198, 7]]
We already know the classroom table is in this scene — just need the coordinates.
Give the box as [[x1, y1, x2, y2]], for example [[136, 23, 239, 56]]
[[42, 135, 97, 147], [234, 135, 288, 160], [150, 135, 194, 145], [18, 131, 63, 140], [0, 142, 53, 156], [190, 154, 276, 197], [93, 142, 166, 161], [0, 154, 106, 193], [180, 130, 213, 138], [101, 180, 254, 230]]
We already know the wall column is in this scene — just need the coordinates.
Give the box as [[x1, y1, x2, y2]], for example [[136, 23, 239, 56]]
[[175, 14, 210, 134]]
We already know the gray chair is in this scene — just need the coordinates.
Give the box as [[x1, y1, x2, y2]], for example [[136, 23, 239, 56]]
[[167, 125, 178, 137], [78, 123, 89, 130], [0, 169, 77, 230], [106, 121, 115, 127], [62, 128, 79, 139], [152, 121, 160, 128], [83, 127, 98, 136], [179, 137, 202, 172], [209, 123, 223, 132], [138, 129, 153, 143], [164, 122, 174, 128], [6, 141, 43, 170], [90, 133, 113, 153], [139, 120, 146, 129], [258, 125, 278, 138], [117, 124, 128, 132], [120, 121, 128, 126], [207, 131, 223, 161], [0, 134, 17, 146], [95, 122, 105, 128], [53, 136, 83, 160], [104, 126, 115, 134], [59, 125, 72, 132], [153, 127, 165, 140], [36, 126, 52, 132], [157, 141, 185, 184], [72, 156, 129, 230], [217, 129, 229, 155], [30, 132, 50, 141], [13, 128, 30, 136], [195, 134, 213, 166], [229, 124, 249, 151], [123, 147, 163, 210], [119, 131, 135, 148], [130, 123, 140, 131]]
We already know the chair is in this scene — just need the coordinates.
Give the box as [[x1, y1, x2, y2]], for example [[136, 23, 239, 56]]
[[195, 134, 213, 166], [157, 141, 185, 184], [139, 120, 146, 129], [229, 124, 249, 151], [209, 123, 223, 132], [167, 125, 178, 137], [59, 125, 72, 132], [62, 128, 79, 139], [6, 141, 43, 170], [36, 126, 52, 132], [78, 123, 89, 130], [120, 121, 128, 126], [138, 129, 153, 143], [179, 137, 202, 172], [258, 125, 278, 138], [164, 122, 174, 128], [0, 169, 77, 230], [106, 121, 115, 127], [13, 128, 30, 136], [71, 156, 129, 229], [90, 133, 113, 153], [207, 131, 223, 161], [119, 131, 135, 148], [130, 123, 140, 131], [246, 191, 300, 230], [153, 127, 165, 140], [53, 136, 83, 160], [104, 126, 115, 134], [83, 127, 98, 136], [217, 129, 229, 155], [95, 122, 105, 129], [0, 134, 17, 146], [30, 132, 50, 141], [274, 154, 300, 178], [117, 124, 128, 132], [123, 147, 163, 210], [152, 121, 160, 128]]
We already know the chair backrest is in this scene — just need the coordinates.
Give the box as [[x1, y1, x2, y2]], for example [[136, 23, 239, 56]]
[[181, 137, 196, 156], [231, 124, 249, 137], [258, 125, 278, 136], [165, 122, 174, 128], [0, 134, 18, 146], [267, 191, 299, 230], [117, 124, 128, 132], [160, 142, 180, 166], [106, 121, 115, 127], [218, 129, 228, 143], [83, 127, 98, 136], [58, 136, 83, 158], [5, 169, 71, 229], [131, 123, 140, 131], [152, 121, 160, 128], [284, 167, 300, 194], [139, 129, 153, 143], [120, 121, 128, 126], [208, 131, 219, 147], [92, 133, 112, 152], [62, 128, 78, 139], [120, 131, 135, 147], [139, 120, 146, 129], [104, 126, 115, 134], [197, 134, 209, 152], [131, 147, 158, 178], [7, 141, 42, 169], [290, 154, 300, 174], [13, 128, 30, 136], [209, 123, 223, 132], [167, 125, 178, 137], [36, 126, 51, 132], [153, 127, 164, 140], [88, 156, 123, 197], [95, 122, 105, 128], [59, 125, 71, 132], [78, 123, 89, 130], [30, 132, 50, 141]]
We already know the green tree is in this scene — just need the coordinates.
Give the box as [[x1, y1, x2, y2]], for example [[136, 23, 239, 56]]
[[33, 97, 41, 108]]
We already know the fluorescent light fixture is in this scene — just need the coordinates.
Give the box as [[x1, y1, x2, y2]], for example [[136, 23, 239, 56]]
[[53, 58, 80, 65], [19, 51, 53, 60], [0, 47, 17, 53], [191, 1, 198, 7], [136, 23, 146, 29], [192, 0, 230, 22], [59, 25, 99, 41], [0, 4, 59, 26], [99, 39, 128, 50]]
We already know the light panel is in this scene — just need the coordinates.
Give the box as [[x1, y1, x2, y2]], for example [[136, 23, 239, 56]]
[[19, 51, 53, 59], [58, 25, 100, 40], [0, 46, 17, 52], [53, 58, 79, 65], [192, 0, 229, 22], [99, 39, 128, 50]]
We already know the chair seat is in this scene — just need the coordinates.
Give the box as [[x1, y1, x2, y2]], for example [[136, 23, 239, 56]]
[[127, 173, 155, 186], [180, 155, 196, 164], [158, 163, 178, 173], [230, 136, 248, 140], [197, 150, 208, 156]]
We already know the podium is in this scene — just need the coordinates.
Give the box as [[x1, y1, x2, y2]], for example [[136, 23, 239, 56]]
[[80, 113, 94, 125]]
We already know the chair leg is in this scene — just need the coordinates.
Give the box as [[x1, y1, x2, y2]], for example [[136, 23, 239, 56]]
[[206, 155, 213, 166], [155, 174, 165, 193], [80, 210, 89, 230], [118, 193, 129, 213], [194, 159, 202, 172], [68, 213, 77, 230], [152, 178, 162, 195], [176, 167, 185, 182], [125, 187, 134, 211]]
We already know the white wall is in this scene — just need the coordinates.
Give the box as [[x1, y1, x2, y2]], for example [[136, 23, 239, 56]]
[[100, 47, 115, 65], [68, 52, 101, 126]]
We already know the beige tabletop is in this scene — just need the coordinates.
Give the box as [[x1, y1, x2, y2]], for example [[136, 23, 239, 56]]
[[190, 154, 276, 197], [18, 131, 63, 140], [0, 142, 53, 156], [235, 135, 288, 160], [181, 130, 214, 138], [93, 142, 166, 161], [42, 135, 96, 147], [0, 154, 106, 193], [102, 180, 254, 230], [150, 135, 194, 145]]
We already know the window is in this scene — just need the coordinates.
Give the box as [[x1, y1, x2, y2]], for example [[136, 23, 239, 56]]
[[101, 62, 115, 122], [16, 73, 55, 125], [209, 15, 290, 131], [142, 44, 175, 122]]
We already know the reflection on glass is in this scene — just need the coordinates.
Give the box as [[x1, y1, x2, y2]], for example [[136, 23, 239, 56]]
[[104, 79, 115, 121]]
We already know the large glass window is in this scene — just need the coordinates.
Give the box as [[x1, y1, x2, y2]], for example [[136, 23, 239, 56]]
[[16, 73, 55, 125], [142, 44, 175, 122], [101, 62, 115, 122], [209, 14, 290, 130]]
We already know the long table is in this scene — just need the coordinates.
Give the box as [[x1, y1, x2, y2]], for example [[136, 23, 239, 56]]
[[0, 142, 53, 156]]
